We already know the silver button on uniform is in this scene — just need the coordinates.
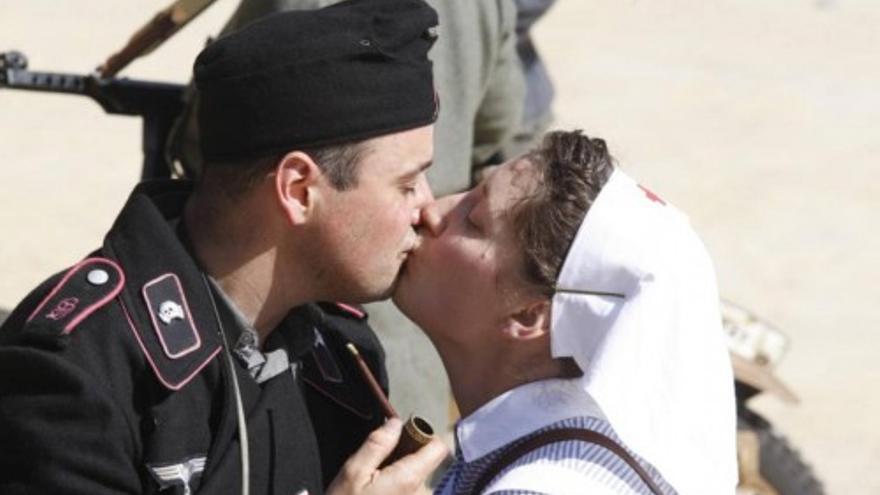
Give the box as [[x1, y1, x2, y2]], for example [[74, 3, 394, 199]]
[[87, 269, 110, 286]]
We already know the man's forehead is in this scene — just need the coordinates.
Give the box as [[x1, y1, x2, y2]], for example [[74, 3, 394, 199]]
[[361, 125, 434, 177]]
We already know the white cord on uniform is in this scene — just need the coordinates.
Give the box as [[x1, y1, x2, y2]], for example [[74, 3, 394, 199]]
[[202, 274, 250, 495]]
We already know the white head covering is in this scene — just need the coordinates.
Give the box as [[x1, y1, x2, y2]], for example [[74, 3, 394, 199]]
[[551, 168, 738, 494]]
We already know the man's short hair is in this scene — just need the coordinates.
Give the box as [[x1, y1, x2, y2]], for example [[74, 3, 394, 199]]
[[201, 141, 366, 199]]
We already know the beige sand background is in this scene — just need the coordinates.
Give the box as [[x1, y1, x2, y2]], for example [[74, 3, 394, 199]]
[[1, 1, 877, 493]]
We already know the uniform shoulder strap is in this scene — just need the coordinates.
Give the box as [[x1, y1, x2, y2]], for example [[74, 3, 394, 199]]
[[470, 428, 664, 495], [24, 257, 126, 337]]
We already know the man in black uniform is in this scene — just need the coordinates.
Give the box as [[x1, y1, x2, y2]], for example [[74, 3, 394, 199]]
[[0, 1, 447, 494]]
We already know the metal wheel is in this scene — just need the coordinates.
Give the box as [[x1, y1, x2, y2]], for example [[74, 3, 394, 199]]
[[737, 410, 825, 495]]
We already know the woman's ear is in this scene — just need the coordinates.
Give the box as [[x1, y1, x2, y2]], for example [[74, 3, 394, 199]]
[[501, 300, 551, 341], [274, 151, 321, 226]]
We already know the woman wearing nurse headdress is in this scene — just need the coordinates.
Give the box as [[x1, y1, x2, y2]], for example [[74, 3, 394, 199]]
[[394, 130, 738, 494]]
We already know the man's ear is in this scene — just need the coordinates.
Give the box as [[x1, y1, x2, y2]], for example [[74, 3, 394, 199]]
[[501, 300, 551, 341], [274, 151, 321, 226]]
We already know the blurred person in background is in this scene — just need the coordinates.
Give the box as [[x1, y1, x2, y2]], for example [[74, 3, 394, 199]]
[[504, 0, 558, 159]]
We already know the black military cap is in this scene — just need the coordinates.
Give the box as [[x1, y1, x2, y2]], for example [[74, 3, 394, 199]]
[[195, 0, 439, 162]]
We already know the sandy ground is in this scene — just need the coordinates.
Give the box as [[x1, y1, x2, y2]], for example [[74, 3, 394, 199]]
[[1, 1, 878, 493]]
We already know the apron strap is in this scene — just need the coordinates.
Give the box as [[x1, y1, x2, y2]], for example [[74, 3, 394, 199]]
[[470, 427, 664, 495]]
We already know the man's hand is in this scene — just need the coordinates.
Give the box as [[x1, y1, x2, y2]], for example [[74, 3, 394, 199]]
[[326, 417, 449, 495]]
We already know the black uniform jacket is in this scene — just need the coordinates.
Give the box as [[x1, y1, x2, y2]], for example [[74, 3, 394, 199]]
[[0, 180, 388, 495]]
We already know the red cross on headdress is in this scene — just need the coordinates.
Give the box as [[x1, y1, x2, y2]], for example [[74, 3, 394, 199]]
[[638, 184, 666, 206]]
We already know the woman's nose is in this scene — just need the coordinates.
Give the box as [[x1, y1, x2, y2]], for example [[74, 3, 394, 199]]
[[419, 193, 463, 237]]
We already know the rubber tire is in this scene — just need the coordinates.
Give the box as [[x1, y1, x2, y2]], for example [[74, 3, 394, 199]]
[[738, 412, 825, 495]]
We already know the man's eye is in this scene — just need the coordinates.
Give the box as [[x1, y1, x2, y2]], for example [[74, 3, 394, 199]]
[[401, 184, 417, 196]]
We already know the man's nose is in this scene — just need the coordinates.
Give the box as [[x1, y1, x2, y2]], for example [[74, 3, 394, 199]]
[[418, 193, 463, 237], [417, 175, 434, 204], [410, 175, 435, 225]]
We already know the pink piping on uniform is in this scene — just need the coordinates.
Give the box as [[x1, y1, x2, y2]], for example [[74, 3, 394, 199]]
[[120, 299, 221, 391], [27, 258, 125, 335], [303, 376, 371, 420], [335, 303, 366, 319], [64, 258, 126, 334], [141, 273, 203, 360]]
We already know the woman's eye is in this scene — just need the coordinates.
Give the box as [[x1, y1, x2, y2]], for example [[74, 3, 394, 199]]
[[465, 213, 481, 232]]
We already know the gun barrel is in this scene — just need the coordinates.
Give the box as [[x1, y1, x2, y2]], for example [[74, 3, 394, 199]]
[[2, 50, 185, 180], [2, 51, 85, 95], [2, 51, 184, 118], [3, 69, 87, 95]]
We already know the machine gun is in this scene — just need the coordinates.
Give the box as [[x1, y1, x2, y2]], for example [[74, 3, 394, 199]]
[[1, 52, 184, 180], [1, 2, 218, 178]]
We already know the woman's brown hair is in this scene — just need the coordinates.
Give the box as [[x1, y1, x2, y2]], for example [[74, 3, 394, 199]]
[[513, 130, 614, 296]]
